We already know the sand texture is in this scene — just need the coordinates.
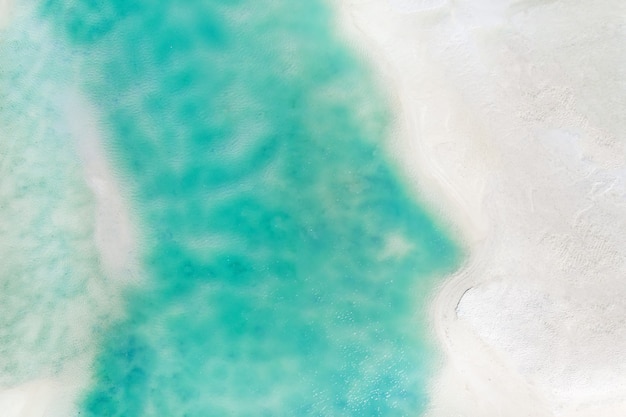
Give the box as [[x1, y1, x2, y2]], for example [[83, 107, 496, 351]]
[[335, 0, 626, 415], [1, 0, 625, 415]]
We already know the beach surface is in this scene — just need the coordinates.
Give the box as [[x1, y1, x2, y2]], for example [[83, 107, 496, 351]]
[[335, 0, 626, 415], [1, 0, 625, 415]]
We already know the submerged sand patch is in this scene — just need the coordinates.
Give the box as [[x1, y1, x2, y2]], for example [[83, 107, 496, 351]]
[[0, 7, 138, 416]]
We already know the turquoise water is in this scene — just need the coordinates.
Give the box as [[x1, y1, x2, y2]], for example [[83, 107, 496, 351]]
[[1, 0, 459, 415]]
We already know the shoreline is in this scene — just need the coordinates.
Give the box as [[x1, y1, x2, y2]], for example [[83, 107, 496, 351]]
[[333, 1, 626, 416], [331, 0, 489, 248], [1, 1, 625, 415]]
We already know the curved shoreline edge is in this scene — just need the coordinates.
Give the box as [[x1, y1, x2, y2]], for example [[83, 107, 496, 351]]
[[332, 1, 626, 416], [3, 3, 460, 415]]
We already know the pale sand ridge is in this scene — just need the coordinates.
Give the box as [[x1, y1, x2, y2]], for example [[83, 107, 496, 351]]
[[62, 93, 143, 287], [333, 0, 626, 415]]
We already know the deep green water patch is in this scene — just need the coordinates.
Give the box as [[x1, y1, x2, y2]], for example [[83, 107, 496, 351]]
[[21, 0, 463, 415]]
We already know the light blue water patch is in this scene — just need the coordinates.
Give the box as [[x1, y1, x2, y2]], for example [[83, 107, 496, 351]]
[[0, 10, 113, 390], [31, 0, 460, 415]]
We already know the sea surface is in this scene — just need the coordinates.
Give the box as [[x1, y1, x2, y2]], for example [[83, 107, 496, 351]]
[[0, 1, 460, 416]]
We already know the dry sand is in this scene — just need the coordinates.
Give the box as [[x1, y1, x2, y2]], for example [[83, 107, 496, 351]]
[[334, 0, 626, 415]]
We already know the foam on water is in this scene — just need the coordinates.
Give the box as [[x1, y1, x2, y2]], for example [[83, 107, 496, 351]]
[[1, 1, 460, 415]]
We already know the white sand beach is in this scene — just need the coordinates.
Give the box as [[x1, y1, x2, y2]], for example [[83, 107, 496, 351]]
[[2, 1, 625, 416], [334, 0, 626, 415]]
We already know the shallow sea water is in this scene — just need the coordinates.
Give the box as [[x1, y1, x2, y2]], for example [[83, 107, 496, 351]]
[[1, 1, 460, 415]]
